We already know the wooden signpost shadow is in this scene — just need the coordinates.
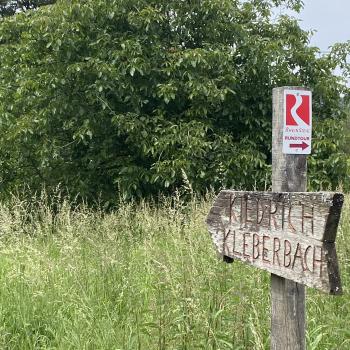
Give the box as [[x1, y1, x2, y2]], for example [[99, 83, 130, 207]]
[[206, 86, 344, 350]]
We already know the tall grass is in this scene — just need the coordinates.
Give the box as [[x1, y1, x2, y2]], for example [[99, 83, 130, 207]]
[[0, 193, 348, 349]]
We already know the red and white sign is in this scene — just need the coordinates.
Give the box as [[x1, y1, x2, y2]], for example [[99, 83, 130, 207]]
[[283, 89, 312, 154]]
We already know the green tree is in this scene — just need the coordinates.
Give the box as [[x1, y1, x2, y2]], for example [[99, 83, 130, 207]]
[[0, 0, 55, 17], [0, 0, 349, 203]]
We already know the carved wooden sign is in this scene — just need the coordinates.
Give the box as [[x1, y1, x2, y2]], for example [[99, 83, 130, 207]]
[[206, 190, 344, 294]]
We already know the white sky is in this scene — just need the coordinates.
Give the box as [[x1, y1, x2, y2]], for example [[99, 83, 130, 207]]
[[278, 0, 350, 52], [275, 0, 350, 83]]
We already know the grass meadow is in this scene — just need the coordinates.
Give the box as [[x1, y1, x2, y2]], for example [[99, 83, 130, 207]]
[[0, 193, 349, 349]]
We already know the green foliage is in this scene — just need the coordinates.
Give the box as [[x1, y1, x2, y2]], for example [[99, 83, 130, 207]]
[[0, 0, 349, 203], [0, 195, 350, 348], [0, 0, 56, 17], [309, 117, 350, 191]]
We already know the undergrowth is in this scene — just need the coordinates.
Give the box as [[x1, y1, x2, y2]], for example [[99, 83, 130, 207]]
[[0, 193, 348, 349]]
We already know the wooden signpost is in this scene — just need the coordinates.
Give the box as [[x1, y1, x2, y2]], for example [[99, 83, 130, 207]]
[[206, 190, 343, 294], [206, 87, 344, 349]]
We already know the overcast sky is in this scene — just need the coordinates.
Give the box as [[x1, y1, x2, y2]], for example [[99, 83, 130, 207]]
[[280, 0, 350, 52]]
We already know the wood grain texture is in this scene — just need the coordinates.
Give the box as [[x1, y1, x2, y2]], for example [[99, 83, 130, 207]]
[[207, 191, 343, 243], [206, 190, 343, 294], [204, 86, 344, 349], [271, 86, 307, 350]]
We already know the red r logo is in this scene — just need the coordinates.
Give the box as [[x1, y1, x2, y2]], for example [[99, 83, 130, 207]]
[[286, 93, 310, 126]]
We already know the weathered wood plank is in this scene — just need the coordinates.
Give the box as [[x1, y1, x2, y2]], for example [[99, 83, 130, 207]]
[[207, 191, 343, 242], [206, 190, 343, 294], [324, 193, 344, 242]]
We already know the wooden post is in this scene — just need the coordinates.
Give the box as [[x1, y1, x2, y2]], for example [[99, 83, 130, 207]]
[[271, 86, 308, 350], [206, 86, 343, 349]]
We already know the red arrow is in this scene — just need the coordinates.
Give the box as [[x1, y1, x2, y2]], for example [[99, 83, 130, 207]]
[[290, 142, 309, 150]]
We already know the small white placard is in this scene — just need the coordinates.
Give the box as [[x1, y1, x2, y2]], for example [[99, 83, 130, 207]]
[[283, 89, 312, 154]]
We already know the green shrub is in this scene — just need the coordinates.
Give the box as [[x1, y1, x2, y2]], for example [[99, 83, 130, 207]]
[[0, 0, 349, 203]]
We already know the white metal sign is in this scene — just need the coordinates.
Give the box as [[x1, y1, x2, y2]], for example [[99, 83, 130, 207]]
[[283, 89, 312, 154]]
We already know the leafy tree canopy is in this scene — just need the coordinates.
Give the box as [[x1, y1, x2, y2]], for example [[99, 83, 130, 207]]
[[0, 0, 55, 17], [0, 0, 349, 204]]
